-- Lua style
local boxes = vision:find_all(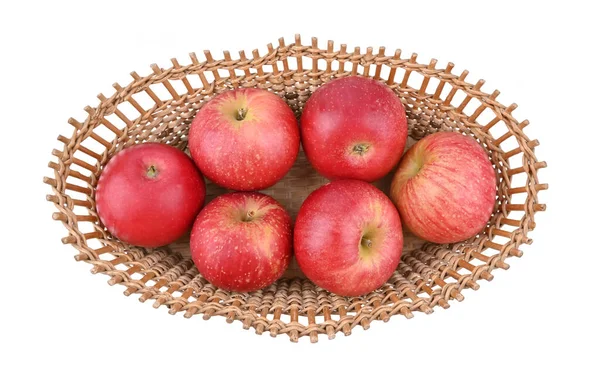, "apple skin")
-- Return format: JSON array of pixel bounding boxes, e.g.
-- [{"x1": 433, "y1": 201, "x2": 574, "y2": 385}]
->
[
  {"x1": 300, "y1": 76, "x2": 408, "y2": 182},
  {"x1": 294, "y1": 180, "x2": 403, "y2": 297},
  {"x1": 95, "y1": 143, "x2": 206, "y2": 248},
  {"x1": 190, "y1": 192, "x2": 292, "y2": 292},
  {"x1": 390, "y1": 132, "x2": 497, "y2": 244},
  {"x1": 188, "y1": 88, "x2": 300, "y2": 191}
]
